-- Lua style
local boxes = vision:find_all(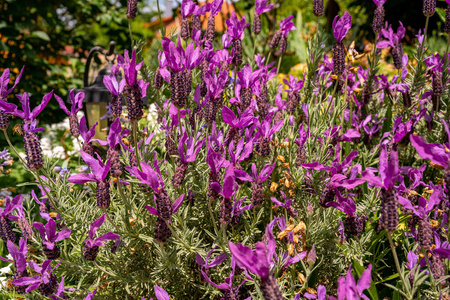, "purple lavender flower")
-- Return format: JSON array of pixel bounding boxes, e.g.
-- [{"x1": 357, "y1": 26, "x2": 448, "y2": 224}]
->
[
  {"x1": 303, "y1": 147, "x2": 364, "y2": 207},
  {"x1": 270, "y1": 16, "x2": 296, "y2": 54},
  {"x1": 0, "y1": 67, "x2": 24, "y2": 129},
  {"x1": 204, "y1": 70, "x2": 228, "y2": 123},
  {"x1": 0, "y1": 90, "x2": 53, "y2": 125},
  {"x1": 271, "y1": 191, "x2": 298, "y2": 218},
  {"x1": 409, "y1": 123, "x2": 450, "y2": 192},
  {"x1": 229, "y1": 234, "x2": 285, "y2": 299},
  {"x1": 361, "y1": 145, "x2": 400, "y2": 232},
  {"x1": 332, "y1": 11, "x2": 352, "y2": 75},
  {"x1": 328, "y1": 191, "x2": 366, "y2": 236},
  {"x1": 180, "y1": 0, "x2": 196, "y2": 40},
  {"x1": 398, "y1": 184, "x2": 442, "y2": 249},
  {"x1": 126, "y1": 160, "x2": 173, "y2": 220},
  {"x1": 14, "y1": 195, "x2": 34, "y2": 238},
  {"x1": 231, "y1": 196, "x2": 252, "y2": 226},
  {"x1": 372, "y1": 0, "x2": 386, "y2": 33},
  {"x1": 377, "y1": 22, "x2": 406, "y2": 69},
  {"x1": 118, "y1": 49, "x2": 149, "y2": 121},
  {"x1": 33, "y1": 214, "x2": 71, "y2": 260},
  {"x1": 236, "y1": 162, "x2": 275, "y2": 206},
  {"x1": 0, "y1": 238, "x2": 28, "y2": 294},
  {"x1": 162, "y1": 38, "x2": 204, "y2": 108},
  {"x1": 172, "y1": 132, "x2": 204, "y2": 187},
  {"x1": 84, "y1": 214, "x2": 120, "y2": 261},
  {"x1": 224, "y1": 12, "x2": 250, "y2": 66},
  {"x1": 54, "y1": 89, "x2": 84, "y2": 138},
  {"x1": 222, "y1": 105, "x2": 254, "y2": 147},
  {"x1": 254, "y1": 113, "x2": 284, "y2": 157},
  {"x1": 12, "y1": 260, "x2": 59, "y2": 296},
  {"x1": 336, "y1": 264, "x2": 372, "y2": 299},
  {"x1": 211, "y1": 164, "x2": 238, "y2": 224},
  {"x1": 295, "y1": 124, "x2": 308, "y2": 166},
  {"x1": 103, "y1": 72, "x2": 126, "y2": 118},
  {"x1": 95, "y1": 118, "x2": 130, "y2": 178},
  {"x1": 283, "y1": 75, "x2": 304, "y2": 114},
  {"x1": 0, "y1": 194, "x2": 22, "y2": 242},
  {"x1": 79, "y1": 116, "x2": 98, "y2": 156},
  {"x1": 230, "y1": 64, "x2": 260, "y2": 110},
  {"x1": 253, "y1": 0, "x2": 274, "y2": 34},
  {"x1": 145, "y1": 194, "x2": 184, "y2": 243},
  {"x1": 68, "y1": 151, "x2": 112, "y2": 209},
  {"x1": 205, "y1": 0, "x2": 223, "y2": 43}
]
